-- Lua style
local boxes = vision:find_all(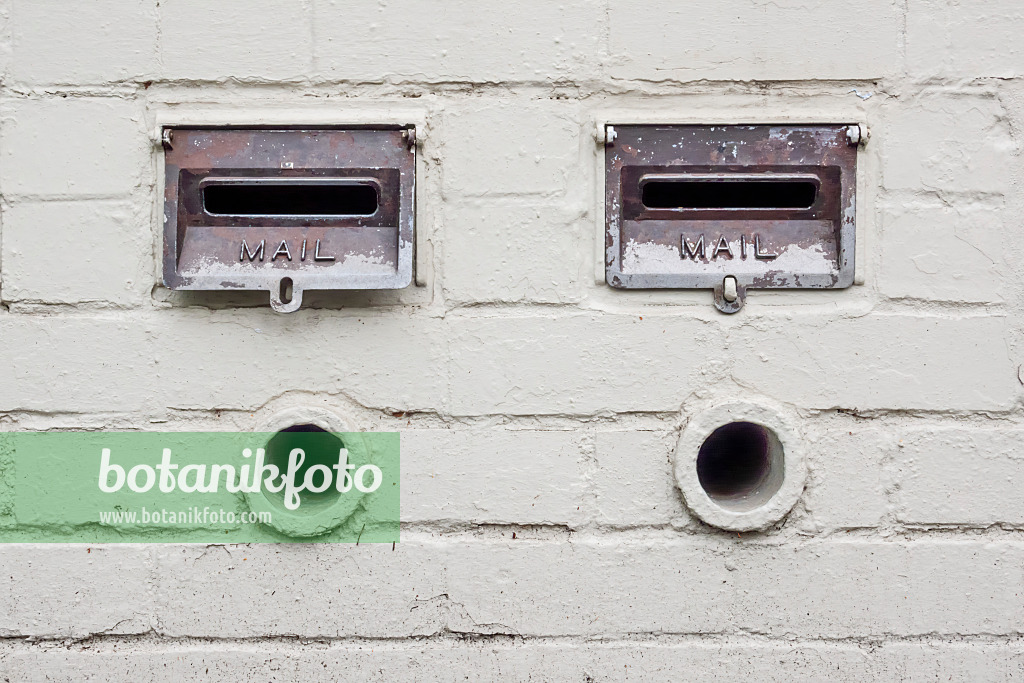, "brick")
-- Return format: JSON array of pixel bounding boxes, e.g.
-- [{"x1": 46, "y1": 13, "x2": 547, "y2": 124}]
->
[
  {"x1": 401, "y1": 429, "x2": 586, "y2": 525},
  {"x1": 907, "y1": 0, "x2": 1024, "y2": 78},
  {"x1": 883, "y1": 642, "x2": 1024, "y2": 682},
  {"x1": 0, "y1": 0, "x2": 11, "y2": 81},
  {"x1": 159, "y1": 0, "x2": 311, "y2": 81},
  {"x1": 802, "y1": 425, "x2": 889, "y2": 530},
  {"x1": 589, "y1": 430, "x2": 681, "y2": 526},
  {"x1": 0, "y1": 645, "x2": 863, "y2": 682},
  {"x1": 0, "y1": 545, "x2": 151, "y2": 637},
  {"x1": 0, "y1": 644, "x2": 891, "y2": 682},
  {"x1": 0, "y1": 317, "x2": 153, "y2": 413},
  {"x1": 897, "y1": 542, "x2": 1024, "y2": 634},
  {"x1": 153, "y1": 543, "x2": 445, "y2": 638},
  {"x1": 894, "y1": 428, "x2": 1024, "y2": 525},
  {"x1": 441, "y1": 199, "x2": 583, "y2": 304},
  {"x1": 1, "y1": 200, "x2": 151, "y2": 305},
  {"x1": 152, "y1": 539, "x2": 1024, "y2": 638},
  {"x1": 607, "y1": 0, "x2": 900, "y2": 82},
  {"x1": 447, "y1": 313, "x2": 712, "y2": 415},
  {"x1": 11, "y1": 311, "x2": 1015, "y2": 418},
  {"x1": 10, "y1": 0, "x2": 157, "y2": 84},
  {"x1": 11, "y1": 641, "x2": 1024, "y2": 682},
  {"x1": 0, "y1": 313, "x2": 447, "y2": 413},
  {"x1": 730, "y1": 314, "x2": 1019, "y2": 412},
  {"x1": 880, "y1": 94, "x2": 1015, "y2": 195},
  {"x1": 449, "y1": 313, "x2": 1019, "y2": 415},
  {"x1": 0, "y1": 98, "x2": 150, "y2": 199},
  {"x1": 312, "y1": 0, "x2": 600, "y2": 83},
  {"x1": 879, "y1": 203, "x2": 1008, "y2": 303},
  {"x1": 148, "y1": 312, "x2": 448, "y2": 413},
  {"x1": 440, "y1": 99, "x2": 581, "y2": 198}
]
